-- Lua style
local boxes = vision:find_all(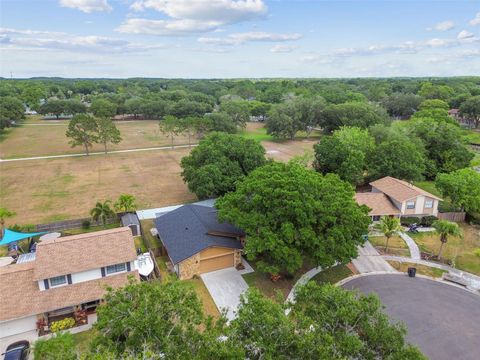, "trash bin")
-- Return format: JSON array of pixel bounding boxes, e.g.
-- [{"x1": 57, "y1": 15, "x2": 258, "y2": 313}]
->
[{"x1": 408, "y1": 267, "x2": 416, "y2": 278}]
